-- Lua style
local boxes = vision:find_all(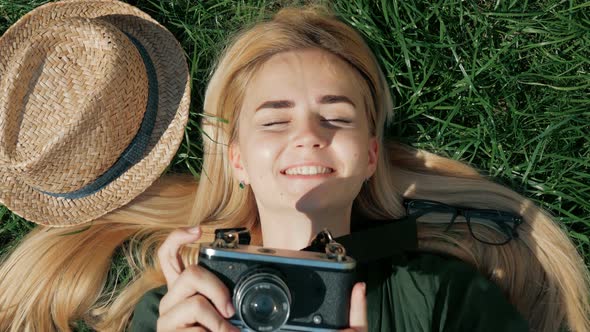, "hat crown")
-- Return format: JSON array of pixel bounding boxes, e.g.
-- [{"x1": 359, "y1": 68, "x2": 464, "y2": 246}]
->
[{"x1": 0, "y1": 17, "x2": 148, "y2": 193}]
